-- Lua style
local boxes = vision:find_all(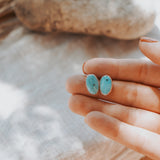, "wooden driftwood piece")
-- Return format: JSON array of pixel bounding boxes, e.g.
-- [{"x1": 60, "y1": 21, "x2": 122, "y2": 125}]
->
[
  {"x1": 0, "y1": 0, "x2": 20, "y2": 40},
  {"x1": 0, "y1": 0, "x2": 157, "y2": 40},
  {"x1": 0, "y1": 0, "x2": 14, "y2": 18},
  {"x1": 13, "y1": 0, "x2": 156, "y2": 40}
]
